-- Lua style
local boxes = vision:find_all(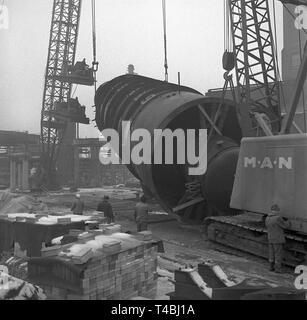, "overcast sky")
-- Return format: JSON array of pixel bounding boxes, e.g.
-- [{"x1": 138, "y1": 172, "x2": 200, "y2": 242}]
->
[{"x1": 0, "y1": 0, "x2": 284, "y2": 138}]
